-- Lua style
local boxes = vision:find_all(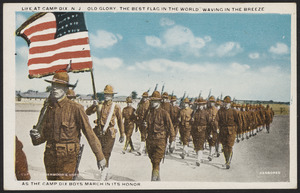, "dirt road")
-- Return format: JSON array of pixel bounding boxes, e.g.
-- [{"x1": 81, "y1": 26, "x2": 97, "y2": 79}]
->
[{"x1": 15, "y1": 102, "x2": 290, "y2": 182}]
